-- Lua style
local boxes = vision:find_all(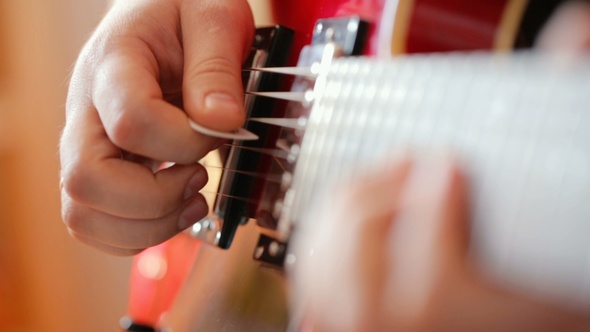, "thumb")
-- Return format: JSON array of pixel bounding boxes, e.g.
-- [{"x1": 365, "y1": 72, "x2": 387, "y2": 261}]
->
[{"x1": 180, "y1": 0, "x2": 254, "y2": 132}]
